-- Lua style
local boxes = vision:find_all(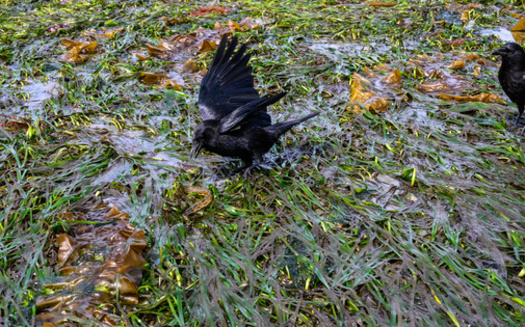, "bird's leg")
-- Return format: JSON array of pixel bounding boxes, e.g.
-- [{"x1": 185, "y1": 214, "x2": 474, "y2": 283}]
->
[
  {"x1": 242, "y1": 154, "x2": 263, "y2": 179},
  {"x1": 228, "y1": 158, "x2": 253, "y2": 177},
  {"x1": 516, "y1": 104, "x2": 524, "y2": 127}
]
